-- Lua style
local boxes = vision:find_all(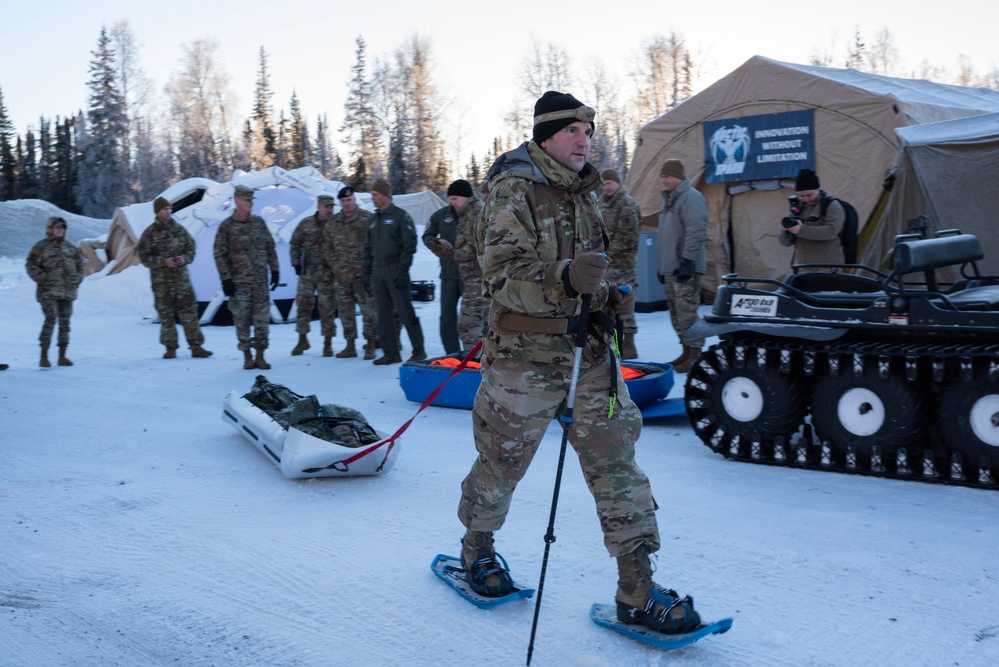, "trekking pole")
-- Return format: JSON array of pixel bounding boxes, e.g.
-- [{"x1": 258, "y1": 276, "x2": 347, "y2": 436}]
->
[{"x1": 526, "y1": 293, "x2": 591, "y2": 666}]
